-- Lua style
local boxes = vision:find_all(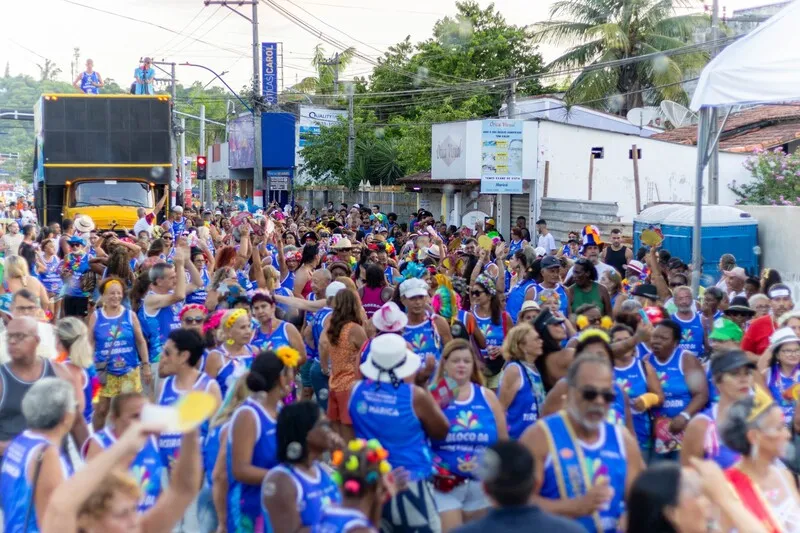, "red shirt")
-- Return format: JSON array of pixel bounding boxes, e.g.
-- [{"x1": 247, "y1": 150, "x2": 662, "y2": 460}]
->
[{"x1": 740, "y1": 314, "x2": 777, "y2": 355}]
